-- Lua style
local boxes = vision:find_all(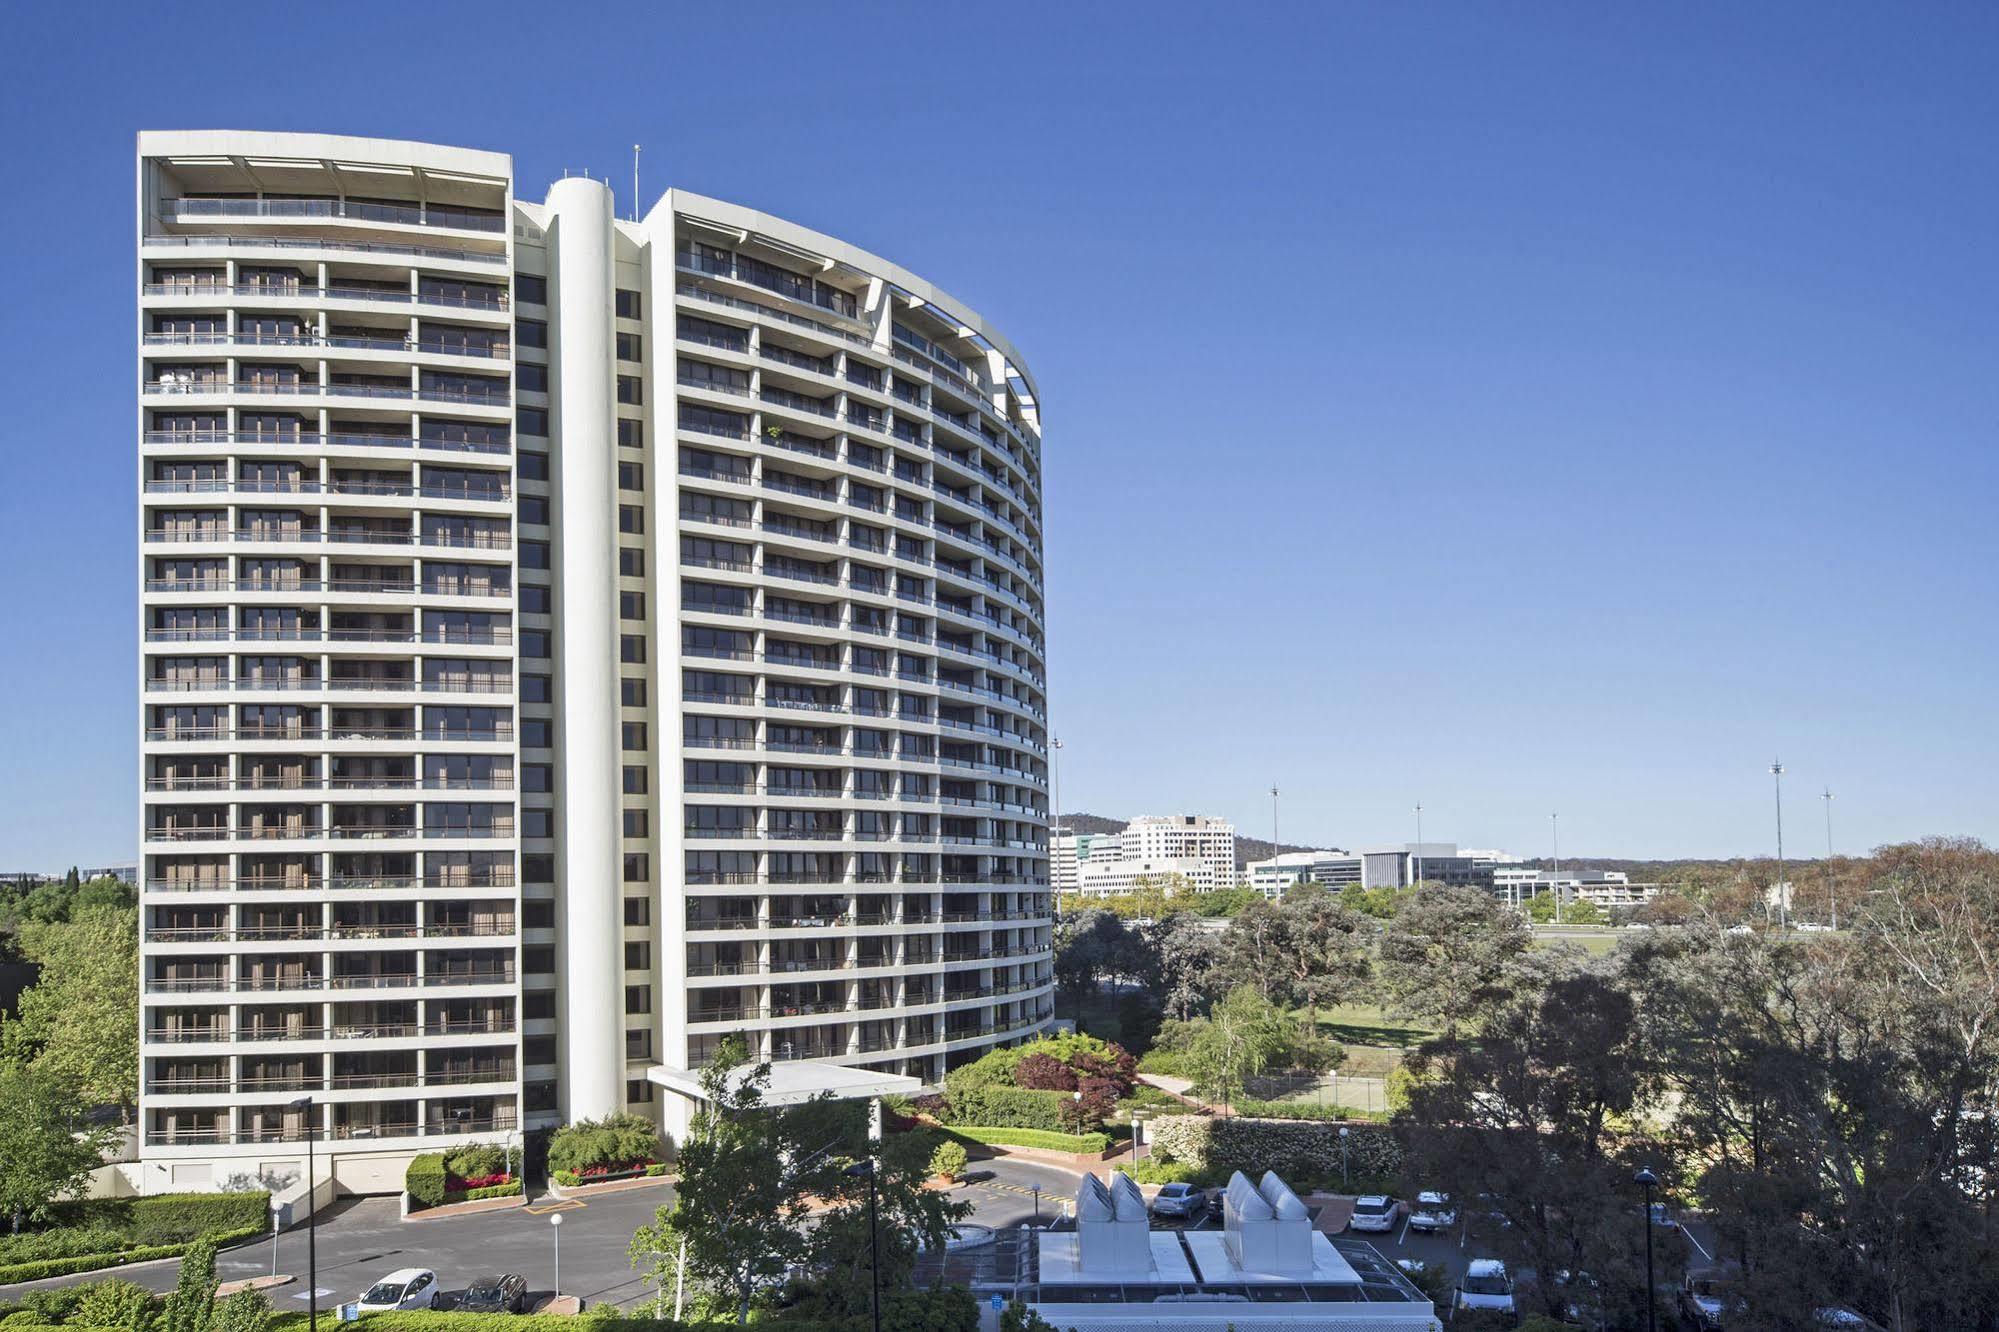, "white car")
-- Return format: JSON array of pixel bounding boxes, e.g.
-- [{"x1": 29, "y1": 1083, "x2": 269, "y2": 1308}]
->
[
  {"x1": 357, "y1": 1268, "x2": 440, "y2": 1312},
  {"x1": 1455, "y1": 1258, "x2": 1516, "y2": 1318},
  {"x1": 1407, "y1": 1191, "x2": 1456, "y2": 1233},
  {"x1": 1347, "y1": 1195, "x2": 1398, "y2": 1233}
]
